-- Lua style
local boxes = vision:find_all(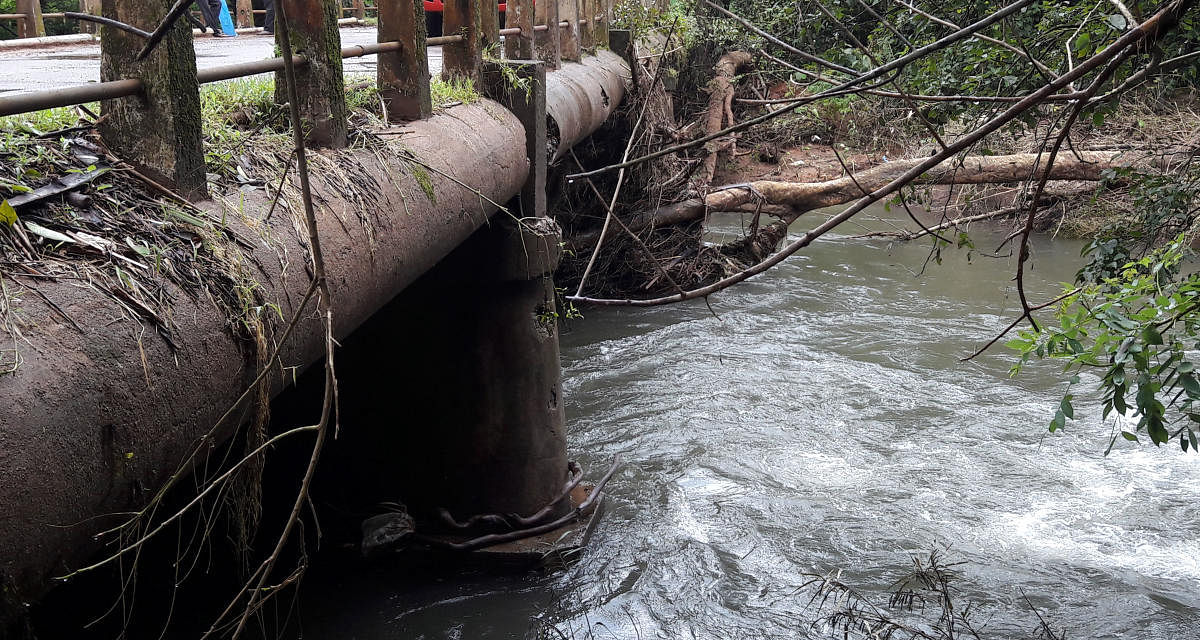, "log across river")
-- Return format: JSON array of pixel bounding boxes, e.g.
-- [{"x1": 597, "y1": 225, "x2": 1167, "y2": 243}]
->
[{"x1": 295, "y1": 204, "x2": 1200, "y2": 638}]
